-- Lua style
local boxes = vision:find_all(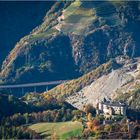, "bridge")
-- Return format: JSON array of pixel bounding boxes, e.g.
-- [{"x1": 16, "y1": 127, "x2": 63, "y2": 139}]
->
[
  {"x1": 0, "y1": 80, "x2": 68, "y2": 95},
  {"x1": 0, "y1": 80, "x2": 68, "y2": 89}
]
